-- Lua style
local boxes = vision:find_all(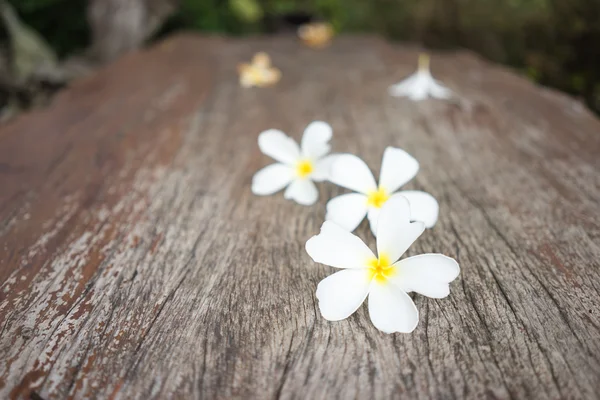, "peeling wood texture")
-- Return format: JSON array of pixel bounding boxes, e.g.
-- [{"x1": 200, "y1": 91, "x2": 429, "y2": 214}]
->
[{"x1": 1, "y1": 34, "x2": 600, "y2": 399}]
